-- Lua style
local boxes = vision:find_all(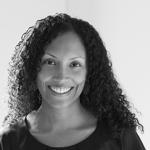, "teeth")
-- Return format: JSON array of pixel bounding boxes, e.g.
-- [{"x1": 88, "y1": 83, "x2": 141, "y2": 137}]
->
[{"x1": 50, "y1": 86, "x2": 72, "y2": 94}]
